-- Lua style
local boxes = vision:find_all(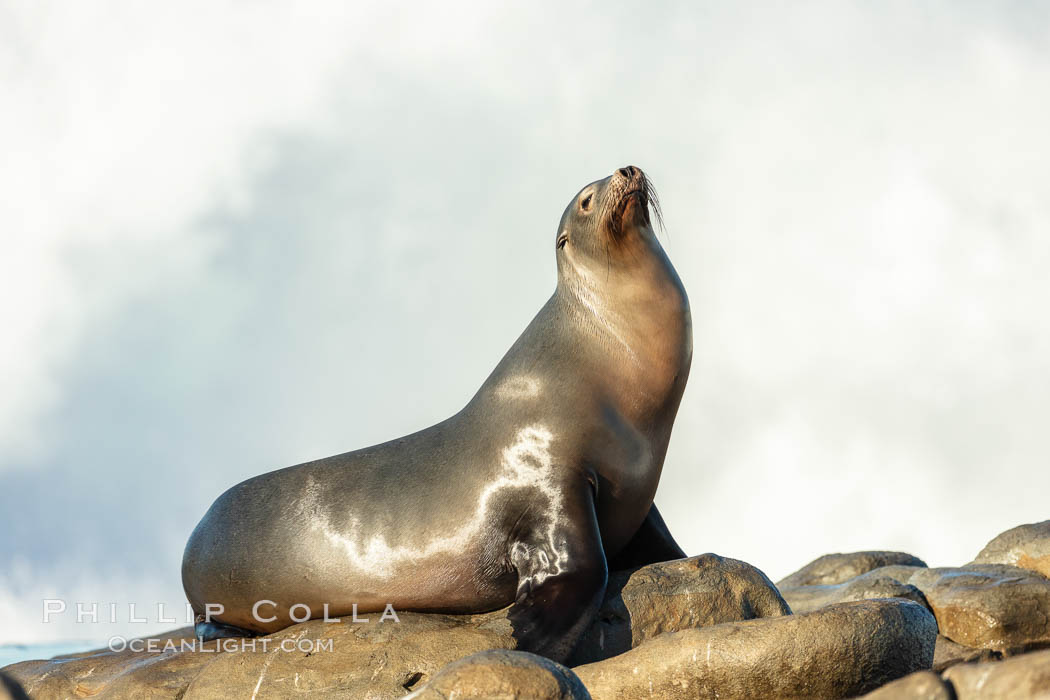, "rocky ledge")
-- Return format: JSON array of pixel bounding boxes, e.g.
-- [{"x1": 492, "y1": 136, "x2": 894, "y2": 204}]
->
[{"x1": 3, "y1": 522, "x2": 1050, "y2": 699}]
